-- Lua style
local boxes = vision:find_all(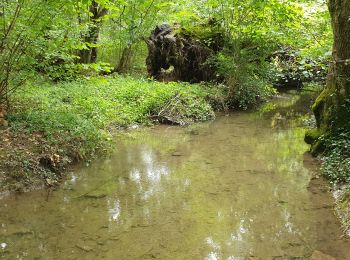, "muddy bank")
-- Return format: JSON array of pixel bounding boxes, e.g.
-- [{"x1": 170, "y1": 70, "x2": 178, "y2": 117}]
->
[{"x1": 0, "y1": 128, "x2": 73, "y2": 195}]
